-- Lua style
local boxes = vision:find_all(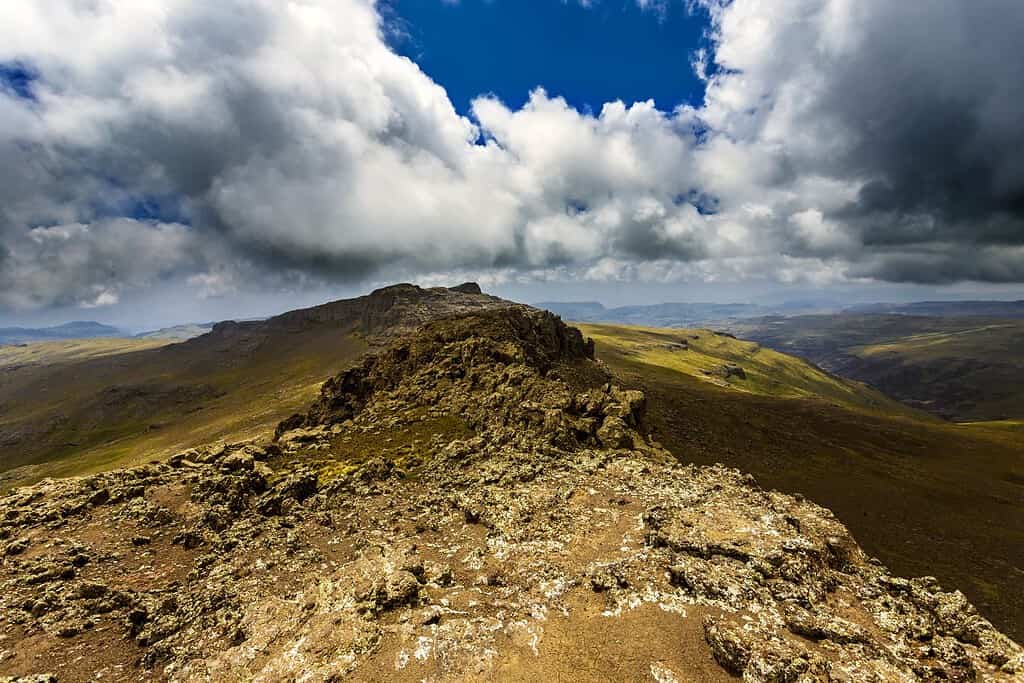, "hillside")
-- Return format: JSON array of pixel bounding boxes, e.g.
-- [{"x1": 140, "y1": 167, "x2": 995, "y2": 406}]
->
[
  {"x1": 0, "y1": 322, "x2": 123, "y2": 345},
  {"x1": 576, "y1": 323, "x2": 919, "y2": 417},
  {"x1": 134, "y1": 323, "x2": 215, "y2": 341},
  {"x1": 846, "y1": 300, "x2": 1024, "y2": 317},
  {"x1": 0, "y1": 304, "x2": 1020, "y2": 681},
  {"x1": 538, "y1": 301, "x2": 766, "y2": 327},
  {"x1": 732, "y1": 315, "x2": 1024, "y2": 421},
  {"x1": 0, "y1": 283, "x2": 504, "y2": 489},
  {"x1": 586, "y1": 326, "x2": 1024, "y2": 642}
]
